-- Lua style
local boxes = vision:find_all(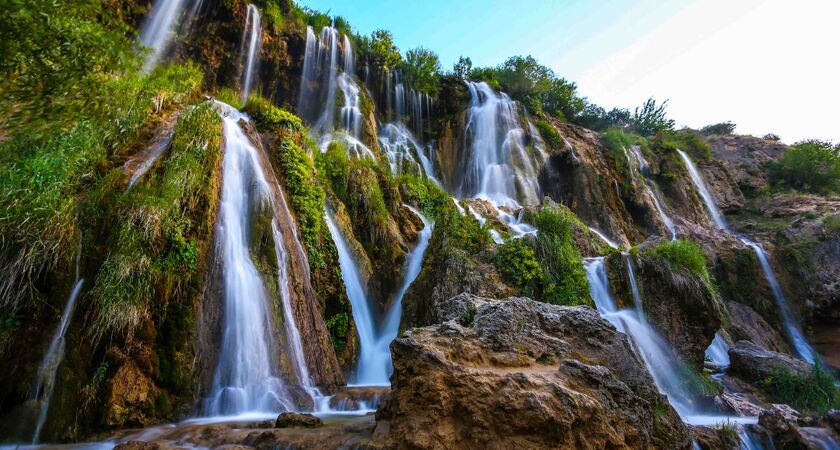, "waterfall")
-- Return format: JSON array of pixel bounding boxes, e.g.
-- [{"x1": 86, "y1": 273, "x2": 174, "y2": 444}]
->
[
  {"x1": 376, "y1": 206, "x2": 433, "y2": 380},
  {"x1": 677, "y1": 149, "x2": 728, "y2": 230},
  {"x1": 30, "y1": 279, "x2": 84, "y2": 443},
  {"x1": 628, "y1": 145, "x2": 676, "y2": 240},
  {"x1": 678, "y1": 149, "x2": 816, "y2": 363},
  {"x1": 705, "y1": 332, "x2": 731, "y2": 368},
  {"x1": 740, "y1": 239, "x2": 816, "y2": 363},
  {"x1": 326, "y1": 205, "x2": 432, "y2": 386},
  {"x1": 378, "y1": 123, "x2": 438, "y2": 182},
  {"x1": 583, "y1": 257, "x2": 756, "y2": 426},
  {"x1": 240, "y1": 4, "x2": 262, "y2": 103},
  {"x1": 138, "y1": 0, "x2": 192, "y2": 71},
  {"x1": 324, "y1": 209, "x2": 380, "y2": 385},
  {"x1": 29, "y1": 230, "x2": 84, "y2": 443},
  {"x1": 461, "y1": 82, "x2": 542, "y2": 207},
  {"x1": 205, "y1": 102, "x2": 295, "y2": 415}
]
